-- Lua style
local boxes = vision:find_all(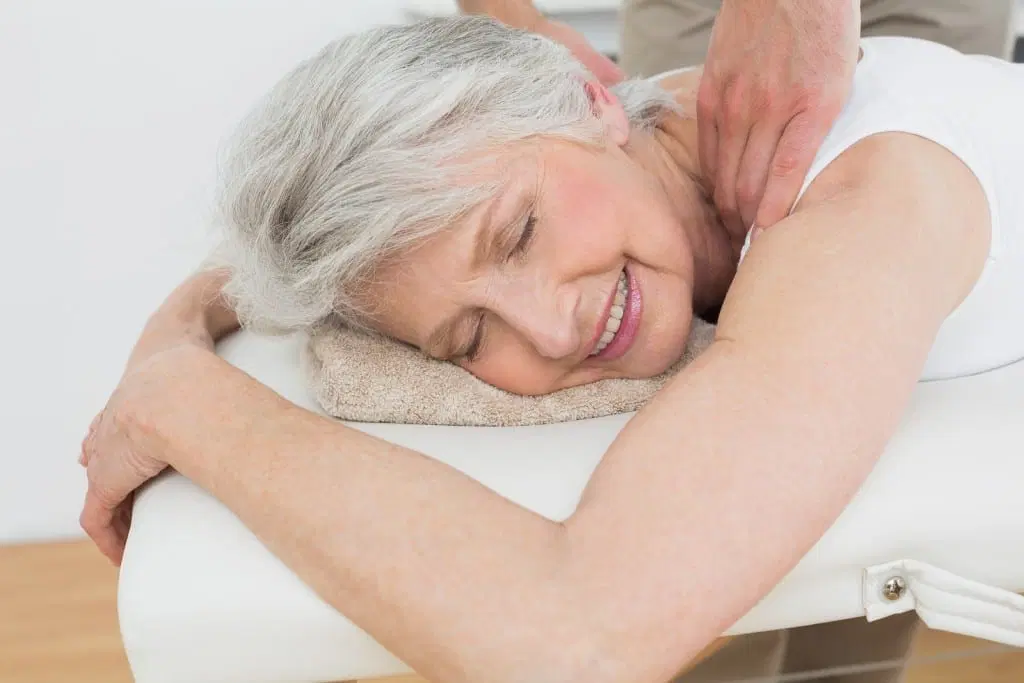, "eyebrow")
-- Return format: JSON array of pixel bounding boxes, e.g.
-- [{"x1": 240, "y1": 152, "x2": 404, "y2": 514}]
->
[{"x1": 471, "y1": 194, "x2": 510, "y2": 270}]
